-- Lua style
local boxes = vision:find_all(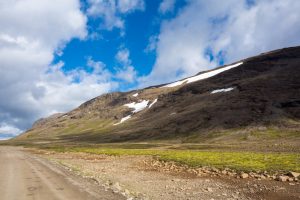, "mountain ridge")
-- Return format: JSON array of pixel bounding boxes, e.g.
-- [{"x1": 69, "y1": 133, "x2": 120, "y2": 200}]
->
[{"x1": 15, "y1": 46, "x2": 300, "y2": 144}]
